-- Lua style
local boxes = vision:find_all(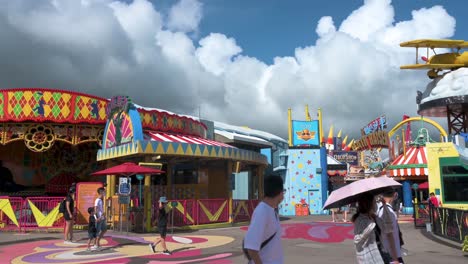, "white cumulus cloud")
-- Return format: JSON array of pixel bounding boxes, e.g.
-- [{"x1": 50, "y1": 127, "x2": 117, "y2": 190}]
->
[{"x1": 0, "y1": 0, "x2": 457, "y2": 140}]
